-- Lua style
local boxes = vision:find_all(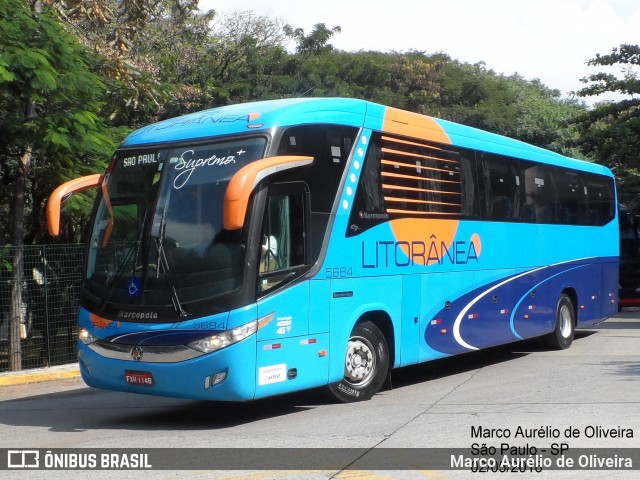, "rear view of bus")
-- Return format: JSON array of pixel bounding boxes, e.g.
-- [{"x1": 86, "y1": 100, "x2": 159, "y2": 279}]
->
[{"x1": 47, "y1": 98, "x2": 619, "y2": 402}]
